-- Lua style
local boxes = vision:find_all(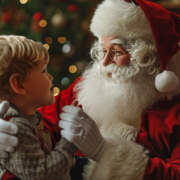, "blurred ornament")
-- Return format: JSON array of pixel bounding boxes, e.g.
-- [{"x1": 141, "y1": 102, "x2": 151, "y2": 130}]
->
[
  {"x1": 1, "y1": 12, "x2": 11, "y2": 23},
  {"x1": 51, "y1": 10, "x2": 66, "y2": 28},
  {"x1": 31, "y1": 12, "x2": 44, "y2": 32},
  {"x1": 1, "y1": 8, "x2": 11, "y2": 23},
  {"x1": 61, "y1": 77, "x2": 70, "y2": 87},
  {"x1": 62, "y1": 41, "x2": 75, "y2": 57},
  {"x1": 33, "y1": 12, "x2": 43, "y2": 21},
  {"x1": 67, "y1": 4, "x2": 77, "y2": 12}
]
